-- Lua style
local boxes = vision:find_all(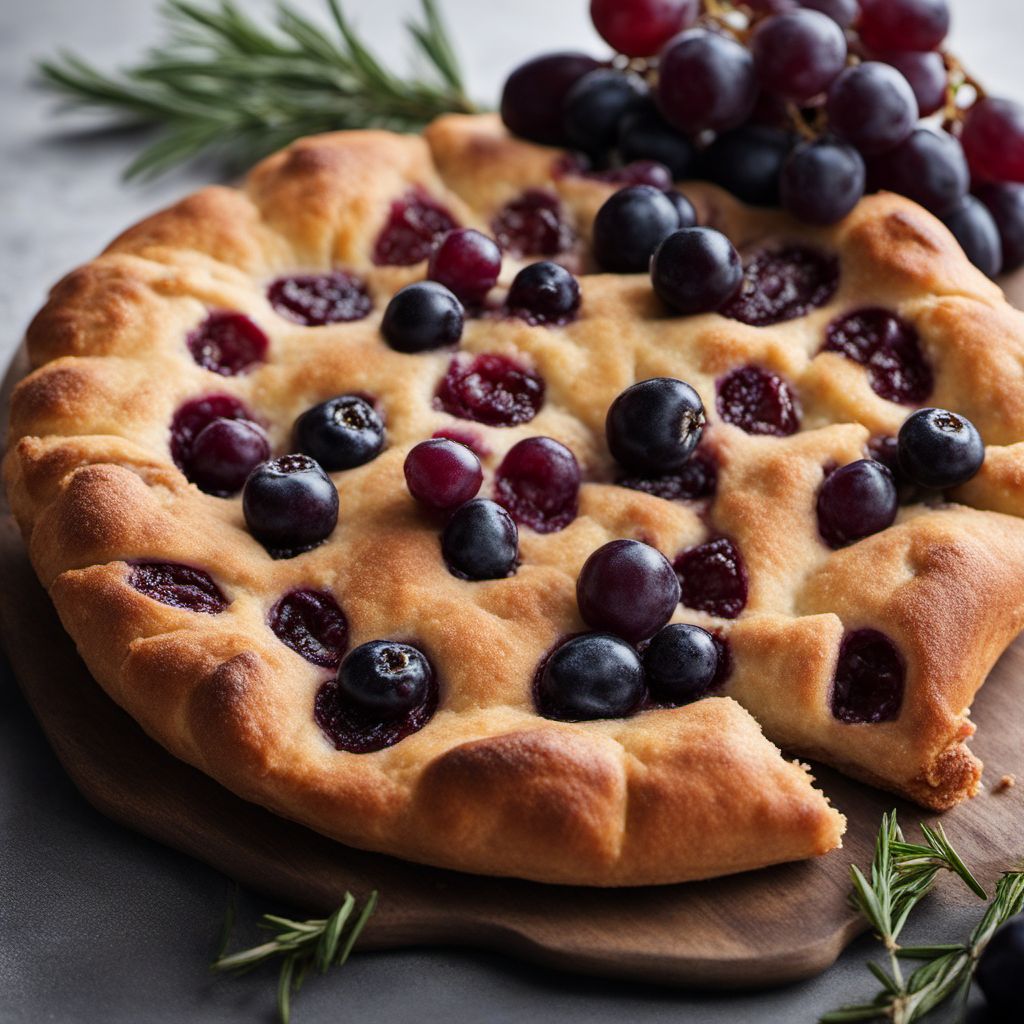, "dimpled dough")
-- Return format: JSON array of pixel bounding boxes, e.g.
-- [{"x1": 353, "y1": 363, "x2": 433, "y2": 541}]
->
[{"x1": 8, "y1": 112, "x2": 1024, "y2": 884}]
